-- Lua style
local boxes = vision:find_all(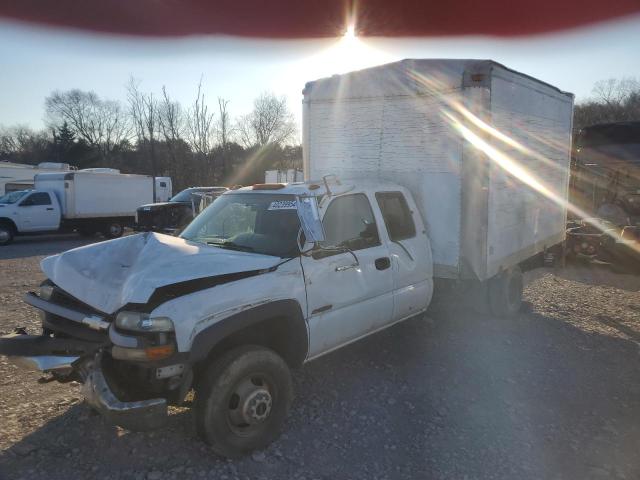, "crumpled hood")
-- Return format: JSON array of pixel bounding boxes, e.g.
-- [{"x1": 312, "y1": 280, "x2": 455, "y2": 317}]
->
[{"x1": 41, "y1": 233, "x2": 282, "y2": 314}]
